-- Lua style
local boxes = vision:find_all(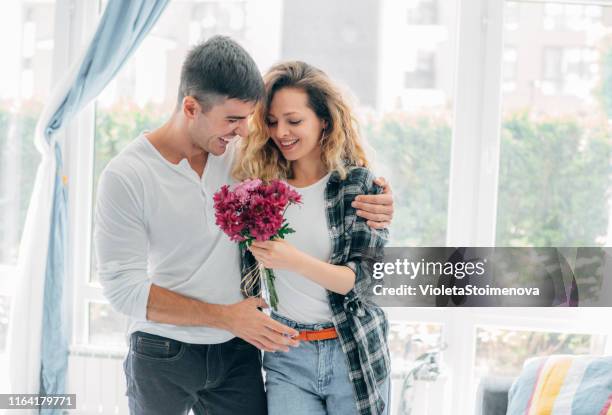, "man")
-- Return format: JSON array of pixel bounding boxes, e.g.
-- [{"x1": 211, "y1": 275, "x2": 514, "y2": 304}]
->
[{"x1": 94, "y1": 36, "x2": 393, "y2": 415}]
